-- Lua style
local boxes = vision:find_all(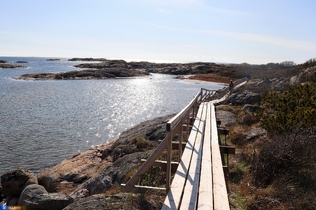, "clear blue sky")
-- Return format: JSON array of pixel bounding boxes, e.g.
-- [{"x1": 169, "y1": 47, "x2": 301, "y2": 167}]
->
[{"x1": 1, "y1": 0, "x2": 316, "y2": 64}]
